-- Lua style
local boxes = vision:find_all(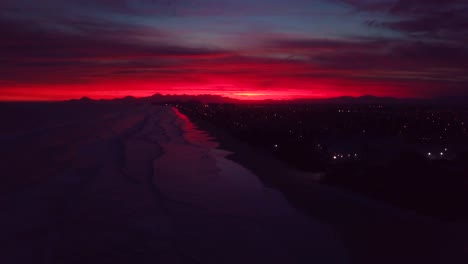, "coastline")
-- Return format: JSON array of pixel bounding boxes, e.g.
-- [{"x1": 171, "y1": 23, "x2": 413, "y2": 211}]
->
[{"x1": 180, "y1": 108, "x2": 468, "y2": 264}]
